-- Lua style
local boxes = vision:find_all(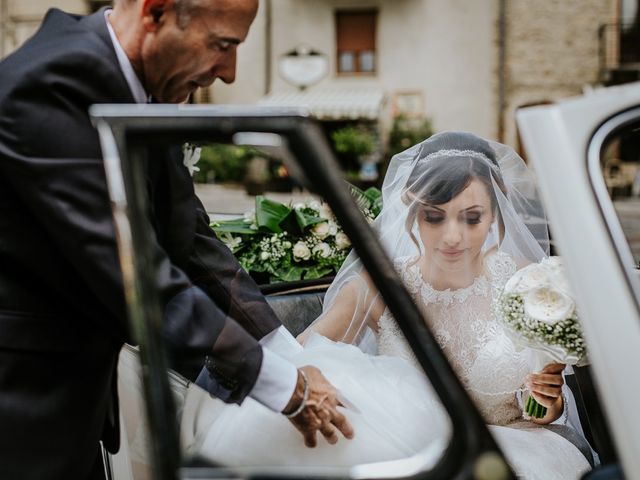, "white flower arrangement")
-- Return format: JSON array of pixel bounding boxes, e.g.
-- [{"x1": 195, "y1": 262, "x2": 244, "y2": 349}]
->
[
  {"x1": 498, "y1": 256, "x2": 588, "y2": 418},
  {"x1": 211, "y1": 187, "x2": 381, "y2": 283}
]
